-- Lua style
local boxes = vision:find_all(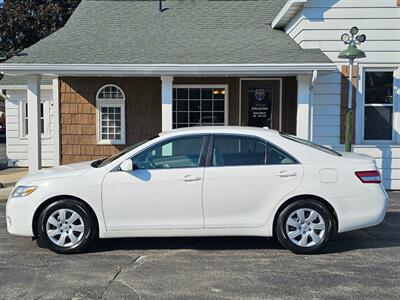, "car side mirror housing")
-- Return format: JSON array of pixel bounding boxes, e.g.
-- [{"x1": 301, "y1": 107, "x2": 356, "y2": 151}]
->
[{"x1": 120, "y1": 159, "x2": 133, "y2": 172}]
